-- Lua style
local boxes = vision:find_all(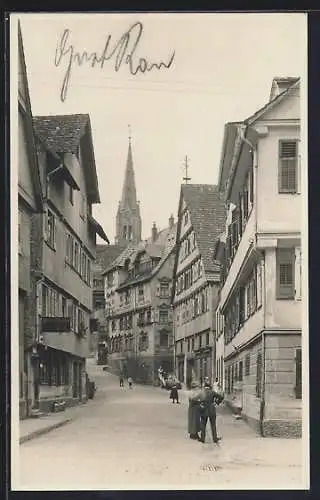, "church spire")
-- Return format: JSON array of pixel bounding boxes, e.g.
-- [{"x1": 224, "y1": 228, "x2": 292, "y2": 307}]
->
[
  {"x1": 121, "y1": 130, "x2": 137, "y2": 208},
  {"x1": 115, "y1": 126, "x2": 142, "y2": 246}
]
